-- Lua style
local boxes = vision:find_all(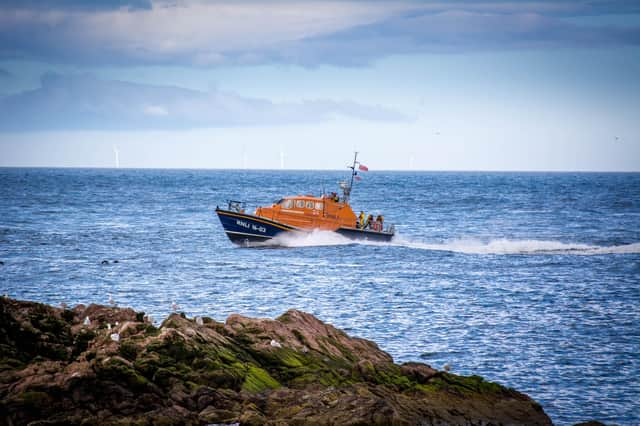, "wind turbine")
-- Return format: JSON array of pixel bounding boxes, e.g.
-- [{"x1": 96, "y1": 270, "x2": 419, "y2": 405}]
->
[{"x1": 113, "y1": 145, "x2": 120, "y2": 169}]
